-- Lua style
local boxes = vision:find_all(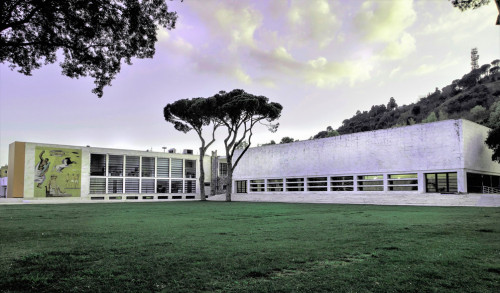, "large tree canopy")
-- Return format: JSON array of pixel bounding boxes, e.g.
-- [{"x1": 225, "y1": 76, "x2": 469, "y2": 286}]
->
[
  {"x1": 213, "y1": 89, "x2": 282, "y2": 202},
  {"x1": 164, "y1": 97, "x2": 219, "y2": 200},
  {"x1": 1, "y1": 0, "x2": 178, "y2": 97}
]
